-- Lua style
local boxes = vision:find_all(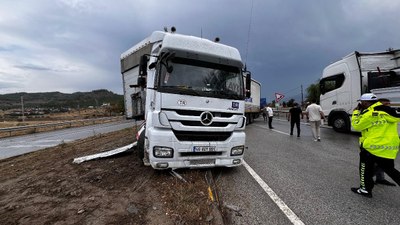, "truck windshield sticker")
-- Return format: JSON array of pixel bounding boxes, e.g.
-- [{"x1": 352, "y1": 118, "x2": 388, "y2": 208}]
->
[{"x1": 232, "y1": 102, "x2": 239, "y2": 109}]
